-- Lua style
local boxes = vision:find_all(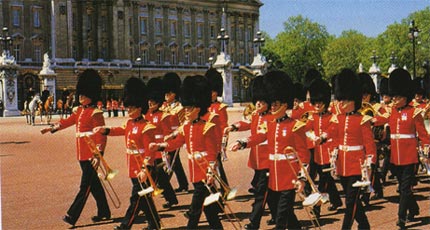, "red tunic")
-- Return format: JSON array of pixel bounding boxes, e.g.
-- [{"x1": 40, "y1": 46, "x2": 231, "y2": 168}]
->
[
  {"x1": 145, "y1": 110, "x2": 172, "y2": 159},
  {"x1": 58, "y1": 106, "x2": 107, "y2": 161},
  {"x1": 164, "y1": 119, "x2": 218, "y2": 183},
  {"x1": 108, "y1": 118, "x2": 157, "y2": 178},
  {"x1": 307, "y1": 112, "x2": 335, "y2": 165},
  {"x1": 233, "y1": 111, "x2": 271, "y2": 170},
  {"x1": 389, "y1": 106, "x2": 430, "y2": 165},
  {"x1": 328, "y1": 113, "x2": 377, "y2": 177},
  {"x1": 161, "y1": 101, "x2": 185, "y2": 131},
  {"x1": 245, "y1": 116, "x2": 308, "y2": 191}
]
